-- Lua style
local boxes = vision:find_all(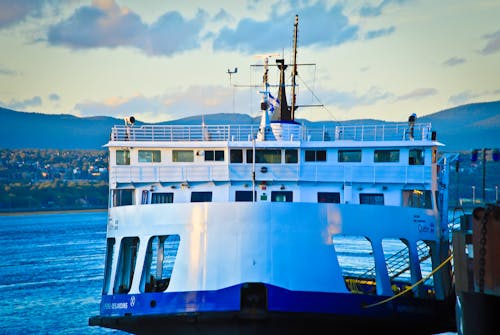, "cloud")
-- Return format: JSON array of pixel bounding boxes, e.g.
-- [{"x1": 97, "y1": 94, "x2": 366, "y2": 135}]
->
[
  {"x1": 48, "y1": 93, "x2": 60, "y2": 101},
  {"x1": 0, "y1": 65, "x2": 17, "y2": 76},
  {"x1": 364, "y1": 26, "x2": 395, "y2": 40},
  {"x1": 443, "y1": 57, "x2": 466, "y2": 66},
  {"x1": 320, "y1": 87, "x2": 392, "y2": 110},
  {"x1": 0, "y1": 0, "x2": 49, "y2": 29},
  {"x1": 397, "y1": 88, "x2": 438, "y2": 101},
  {"x1": 213, "y1": 2, "x2": 358, "y2": 53},
  {"x1": 74, "y1": 86, "x2": 236, "y2": 122},
  {"x1": 448, "y1": 90, "x2": 480, "y2": 105},
  {"x1": 479, "y1": 30, "x2": 500, "y2": 55},
  {"x1": 1, "y1": 96, "x2": 42, "y2": 111},
  {"x1": 47, "y1": 0, "x2": 207, "y2": 56},
  {"x1": 359, "y1": 0, "x2": 409, "y2": 17}
]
